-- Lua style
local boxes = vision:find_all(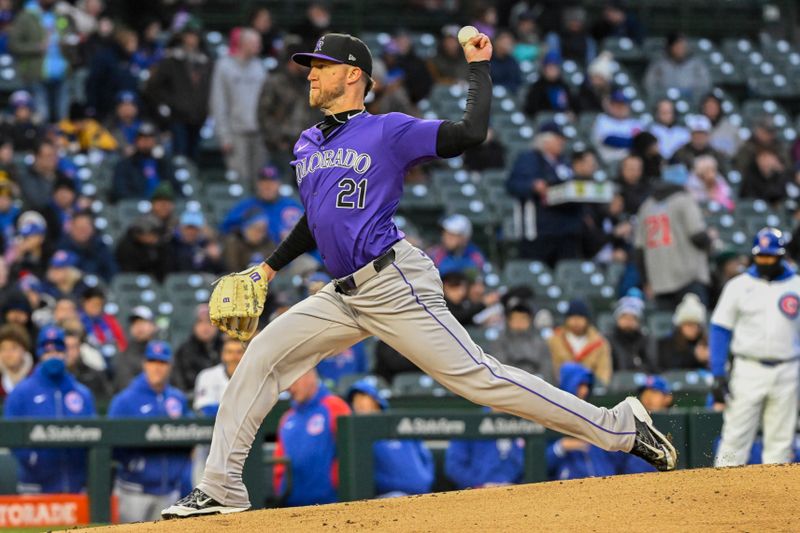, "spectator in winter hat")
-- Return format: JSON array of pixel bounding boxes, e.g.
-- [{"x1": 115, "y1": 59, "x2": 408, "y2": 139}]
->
[
  {"x1": 657, "y1": 293, "x2": 709, "y2": 371},
  {"x1": 4, "y1": 90, "x2": 44, "y2": 152},
  {"x1": 576, "y1": 51, "x2": 614, "y2": 112},
  {"x1": 548, "y1": 299, "x2": 612, "y2": 385},
  {"x1": 115, "y1": 214, "x2": 169, "y2": 281},
  {"x1": 606, "y1": 296, "x2": 654, "y2": 372},
  {"x1": 489, "y1": 293, "x2": 553, "y2": 382}
]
